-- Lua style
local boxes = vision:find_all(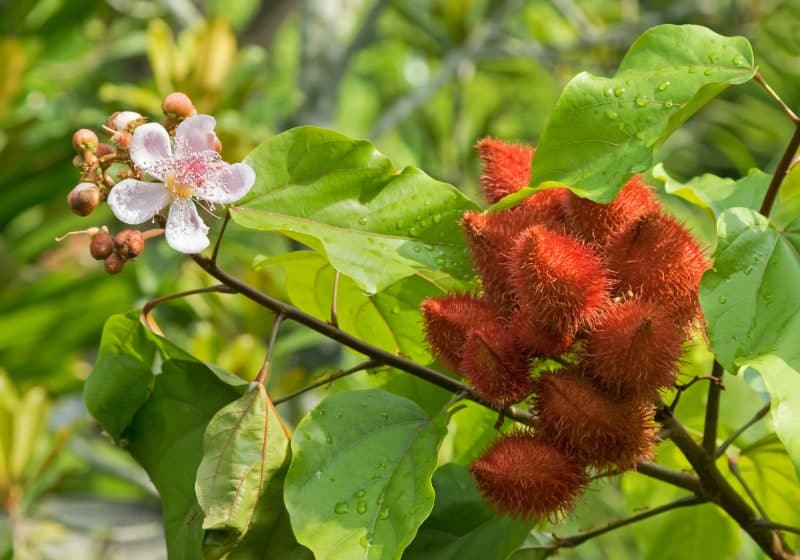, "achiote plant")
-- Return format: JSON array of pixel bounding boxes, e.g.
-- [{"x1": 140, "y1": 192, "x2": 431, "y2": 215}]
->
[{"x1": 49, "y1": 23, "x2": 800, "y2": 560}]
